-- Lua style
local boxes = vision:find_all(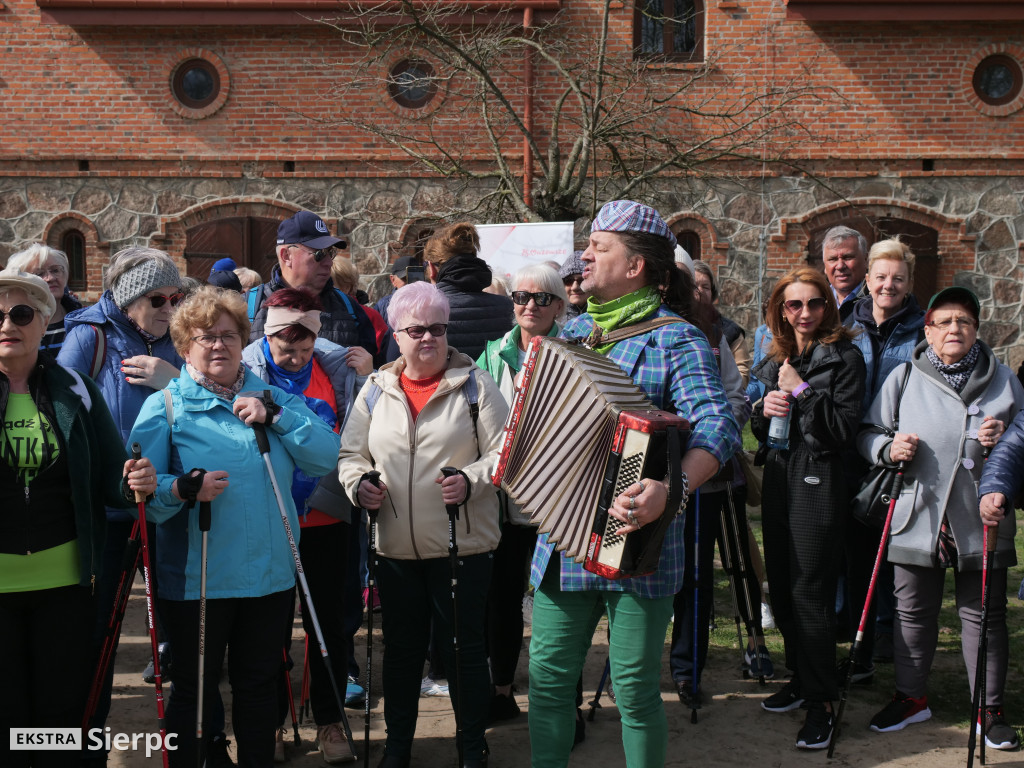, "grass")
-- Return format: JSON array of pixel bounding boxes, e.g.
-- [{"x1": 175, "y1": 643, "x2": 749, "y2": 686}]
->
[{"x1": 704, "y1": 426, "x2": 1024, "y2": 736}]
